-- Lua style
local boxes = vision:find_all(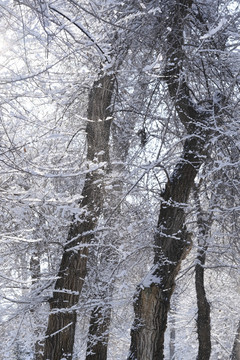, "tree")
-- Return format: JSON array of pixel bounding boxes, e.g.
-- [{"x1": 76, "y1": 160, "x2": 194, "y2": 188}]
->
[
  {"x1": 33, "y1": 2, "x2": 127, "y2": 359},
  {"x1": 128, "y1": 0, "x2": 240, "y2": 358}
]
